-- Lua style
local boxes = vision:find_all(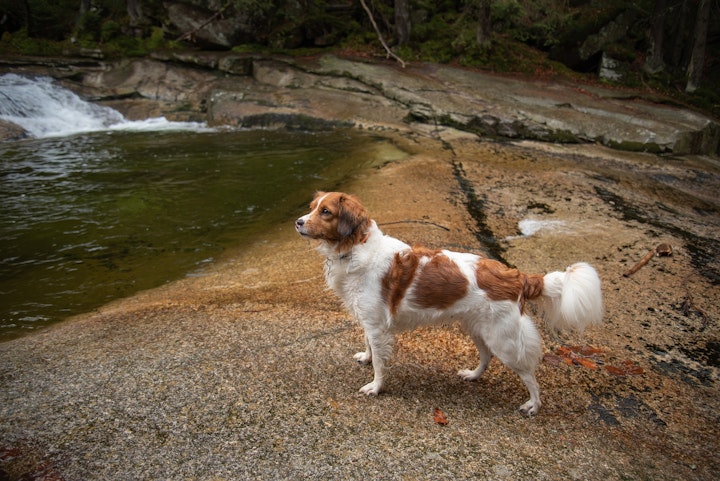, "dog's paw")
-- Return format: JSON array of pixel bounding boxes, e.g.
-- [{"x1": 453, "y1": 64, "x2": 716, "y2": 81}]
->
[
  {"x1": 458, "y1": 368, "x2": 483, "y2": 381},
  {"x1": 519, "y1": 400, "x2": 541, "y2": 416},
  {"x1": 358, "y1": 381, "x2": 381, "y2": 396},
  {"x1": 353, "y1": 351, "x2": 372, "y2": 364}
]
